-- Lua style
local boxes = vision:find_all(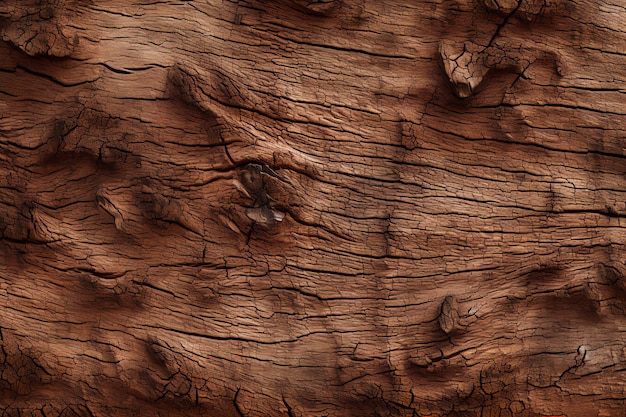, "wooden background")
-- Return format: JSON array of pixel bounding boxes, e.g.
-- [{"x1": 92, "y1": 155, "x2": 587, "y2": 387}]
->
[{"x1": 1, "y1": 0, "x2": 625, "y2": 416}]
